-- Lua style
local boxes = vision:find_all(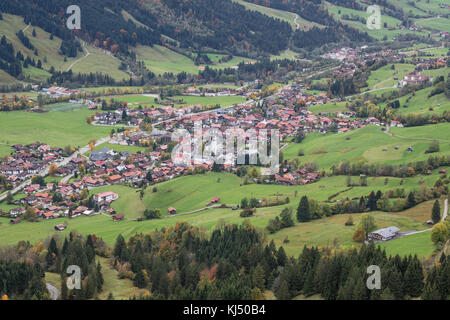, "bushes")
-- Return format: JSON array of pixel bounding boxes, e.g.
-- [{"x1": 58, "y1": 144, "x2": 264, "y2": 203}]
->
[
  {"x1": 425, "y1": 141, "x2": 440, "y2": 154},
  {"x1": 266, "y1": 207, "x2": 295, "y2": 234},
  {"x1": 345, "y1": 215, "x2": 354, "y2": 226},
  {"x1": 240, "y1": 207, "x2": 255, "y2": 218},
  {"x1": 352, "y1": 228, "x2": 366, "y2": 242}
]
